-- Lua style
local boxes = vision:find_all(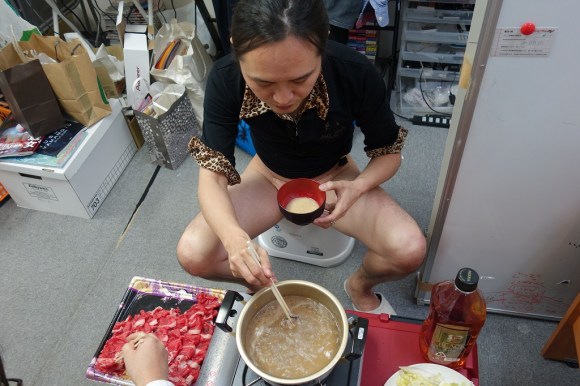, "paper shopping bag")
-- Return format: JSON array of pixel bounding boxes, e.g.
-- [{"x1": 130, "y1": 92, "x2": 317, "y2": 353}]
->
[
  {"x1": 134, "y1": 89, "x2": 200, "y2": 170},
  {"x1": 0, "y1": 43, "x2": 64, "y2": 137},
  {"x1": 92, "y1": 44, "x2": 125, "y2": 99},
  {"x1": 18, "y1": 34, "x2": 111, "y2": 127}
]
